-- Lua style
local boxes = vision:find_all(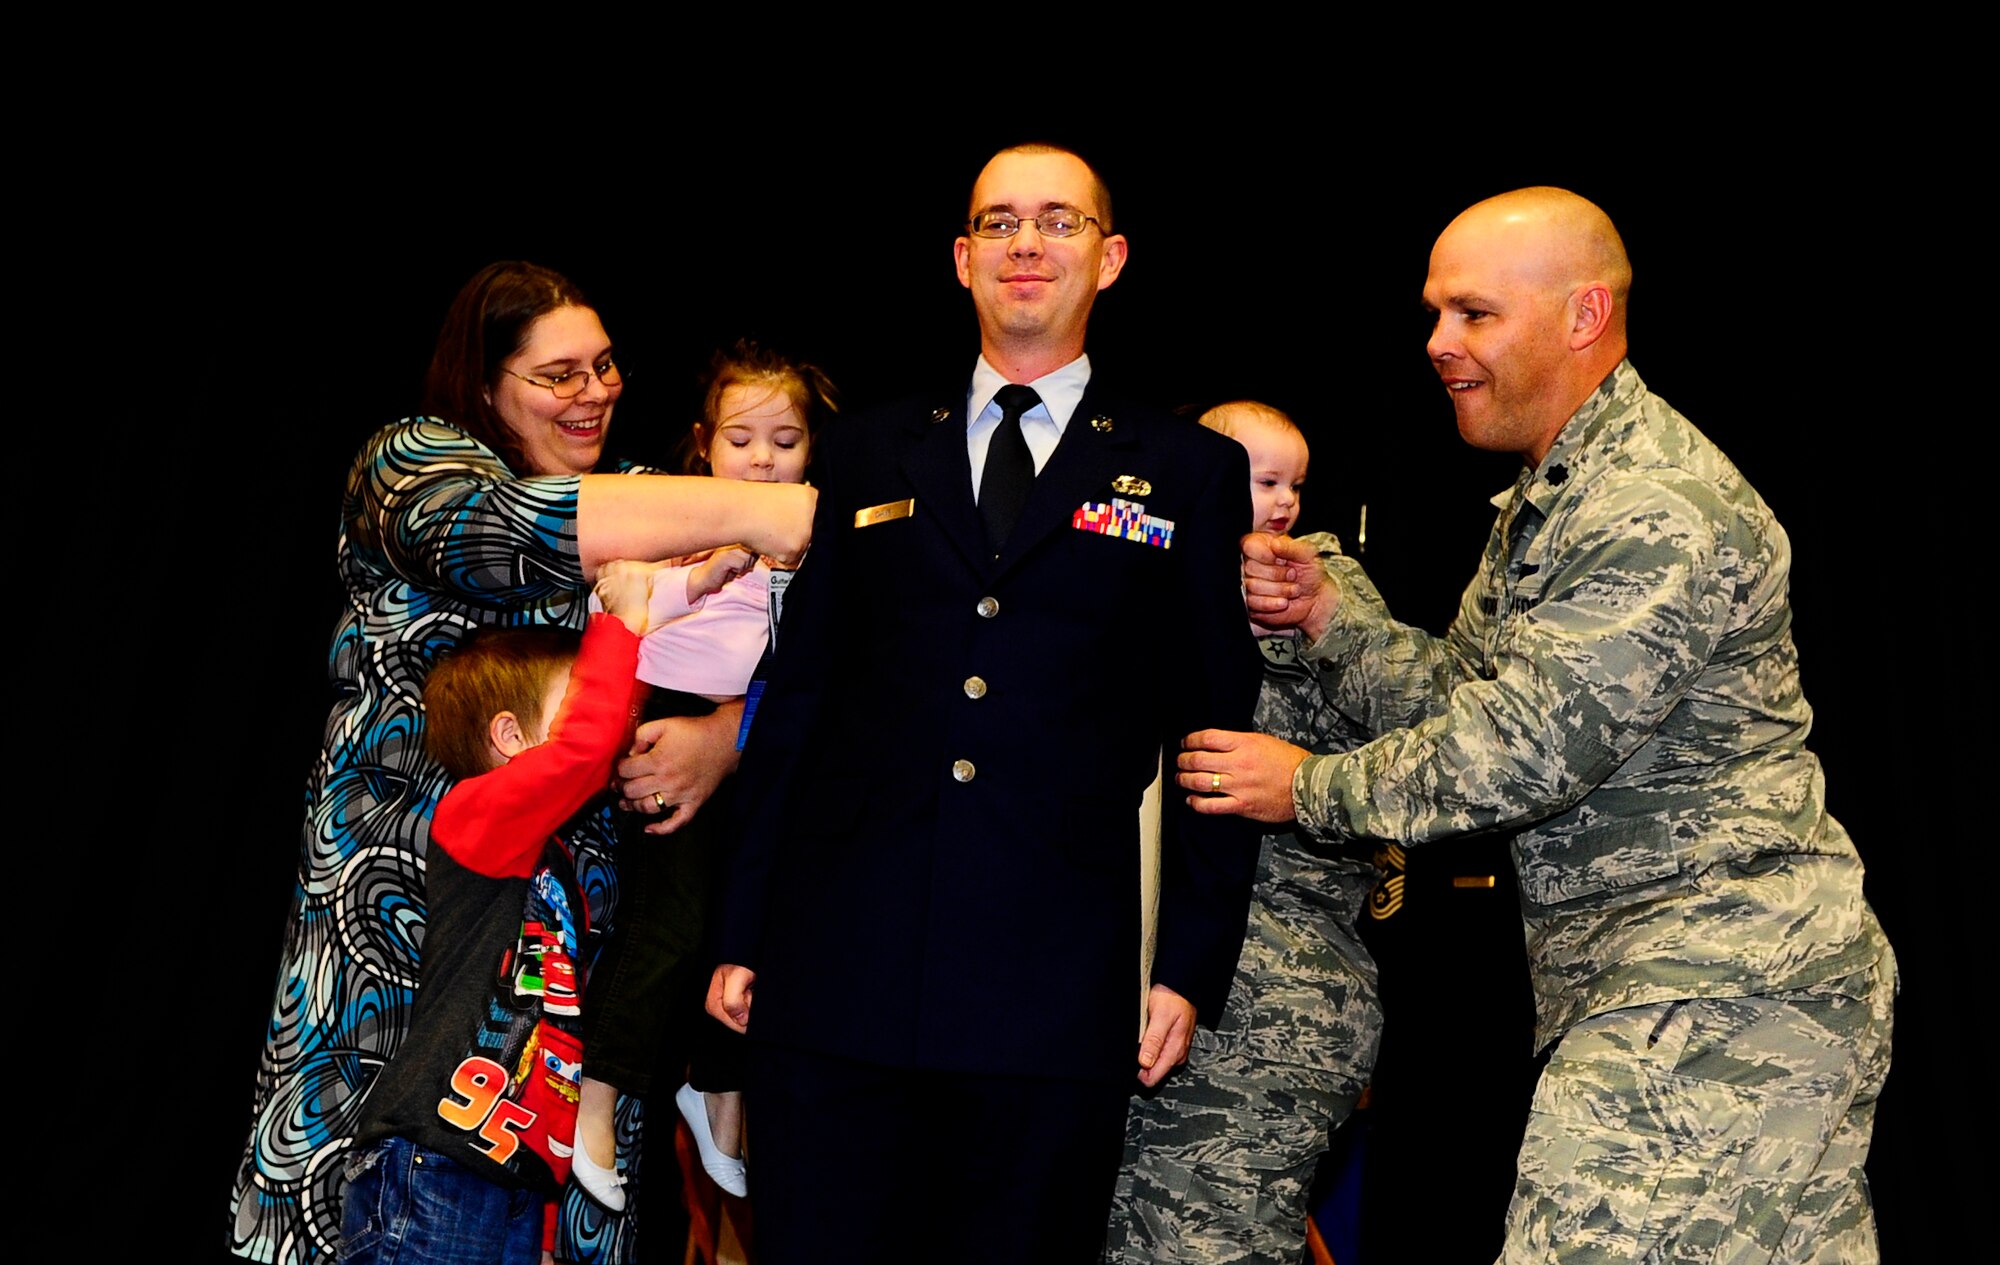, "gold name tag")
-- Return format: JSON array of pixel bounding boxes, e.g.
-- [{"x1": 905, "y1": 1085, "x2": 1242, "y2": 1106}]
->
[{"x1": 854, "y1": 498, "x2": 915, "y2": 528}]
